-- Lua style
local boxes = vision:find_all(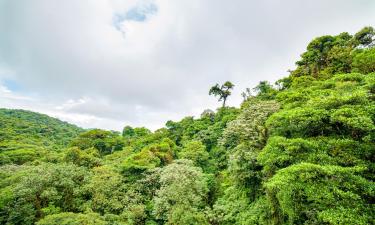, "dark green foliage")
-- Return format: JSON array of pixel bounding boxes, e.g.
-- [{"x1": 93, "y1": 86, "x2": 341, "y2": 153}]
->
[
  {"x1": 122, "y1": 125, "x2": 135, "y2": 138},
  {"x1": 209, "y1": 81, "x2": 235, "y2": 107},
  {"x1": 352, "y1": 26, "x2": 375, "y2": 47}
]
